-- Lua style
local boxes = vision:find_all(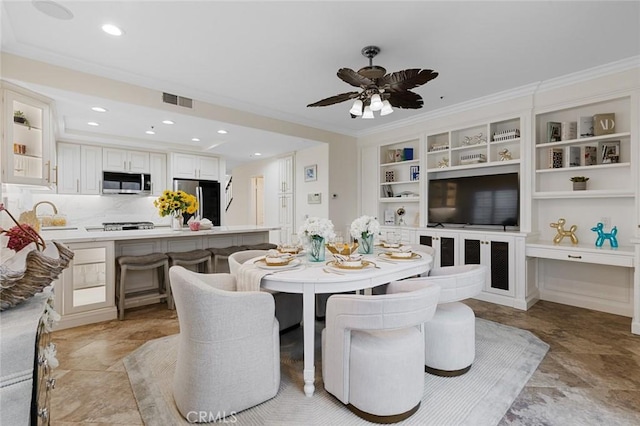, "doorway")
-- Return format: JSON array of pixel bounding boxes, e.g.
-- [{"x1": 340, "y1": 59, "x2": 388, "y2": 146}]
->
[{"x1": 250, "y1": 176, "x2": 265, "y2": 226}]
